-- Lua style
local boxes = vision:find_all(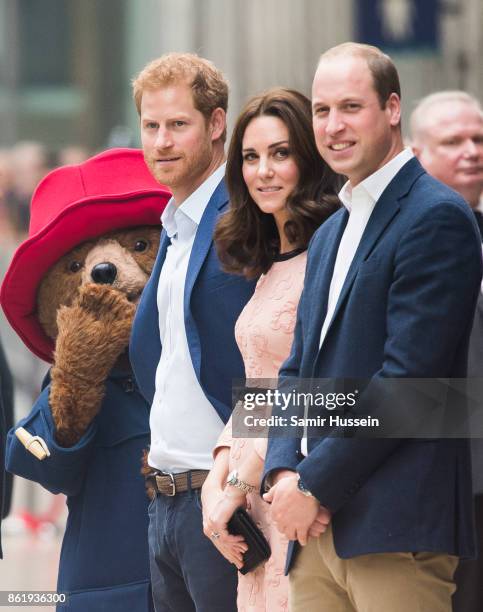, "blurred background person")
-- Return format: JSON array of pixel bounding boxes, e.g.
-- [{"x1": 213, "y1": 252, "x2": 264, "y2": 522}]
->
[
  {"x1": 56, "y1": 145, "x2": 90, "y2": 167},
  {"x1": 0, "y1": 149, "x2": 14, "y2": 246},
  {"x1": 0, "y1": 335, "x2": 14, "y2": 559},
  {"x1": 0, "y1": 140, "x2": 51, "y2": 434},
  {"x1": 0, "y1": 149, "x2": 12, "y2": 199},
  {"x1": 0, "y1": 141, "x2": 88, "y2": 576},
  {"x1": 0, "y1": 140, "x2": 51, "y2": 468},
  {"x1": 410, "y1": 90, "x2": 483, "y2": 612},
  {"x1": 4, "y1": 142, "x2": 50, "y2": 240},
  {"x1": 410, "y1": 91, "x2": 483, "y2": 232}
]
